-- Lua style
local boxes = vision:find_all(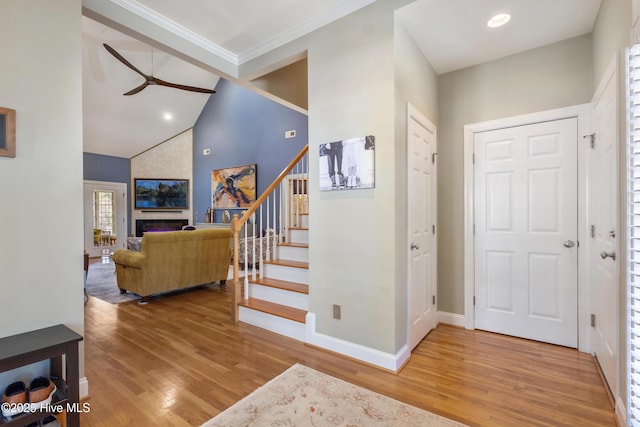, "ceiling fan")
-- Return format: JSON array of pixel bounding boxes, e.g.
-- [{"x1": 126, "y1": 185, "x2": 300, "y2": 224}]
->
[{"x1": 103, "y1": 43, "x2": 216, "y2": 96}]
